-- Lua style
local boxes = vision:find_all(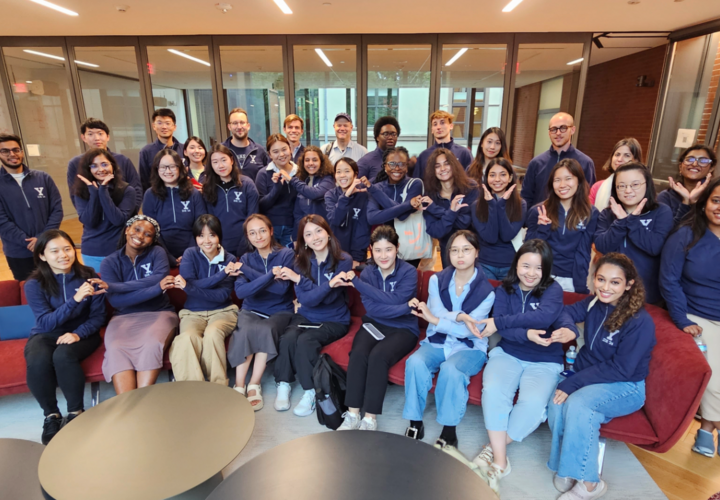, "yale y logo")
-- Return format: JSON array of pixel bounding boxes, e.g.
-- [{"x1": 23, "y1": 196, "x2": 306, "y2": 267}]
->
[
  {"x1": 249, "y1": 154, "x2": 256, "y2": 163},
  {"x1": 640, "y1": 219, "x2": 652, "y2": 227},
  {"x1": 530, "y1": 303, "x2": 539, "y2": 310},
  {"x1": 603, "y1": 330, "x2": 620, "y2": 346},
  {"x1": 218, "y1": 264, "x2": 226, "y2": 272},
  {"x1": 324, "y1": 272, "x2": 334, "y2": 281},
  {"x1": 34, "y1": 187, "x2": 45, "y2": 198},
  {"x1": 353, "y1": 208, "x2": 361, "y2": 219},
  {"x1": 140, "y1": 263, "x2": 153, "y2": 277},
  {"x1": 388, "y1": 281, "x2": 397, "y2": 292},
  {"x1": 181, "y1": 201, "x2": 191, "y2": 212},
  {"x1": 234, "y1": 192, "x2": 243, "y2": 203}
]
